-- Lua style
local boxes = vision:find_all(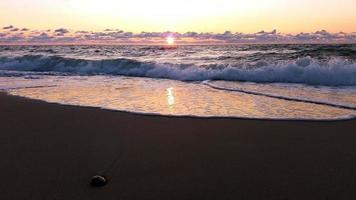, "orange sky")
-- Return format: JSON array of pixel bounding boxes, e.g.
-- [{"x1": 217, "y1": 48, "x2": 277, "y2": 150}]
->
[{"x1": 0, "y1": 0, "x2": 355, "y2": 33}]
